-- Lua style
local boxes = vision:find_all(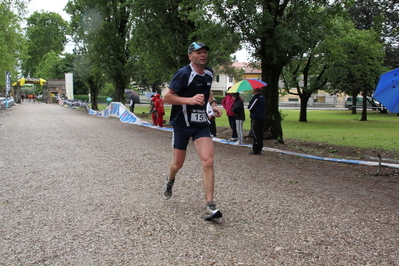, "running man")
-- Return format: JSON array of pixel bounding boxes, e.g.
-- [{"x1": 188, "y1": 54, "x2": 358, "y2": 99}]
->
[{"x1": 162, "y1": 42, "x2": 223, "y2": 220}]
